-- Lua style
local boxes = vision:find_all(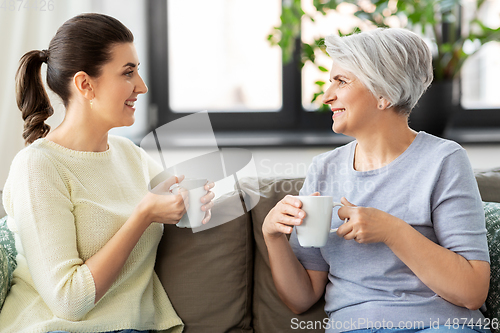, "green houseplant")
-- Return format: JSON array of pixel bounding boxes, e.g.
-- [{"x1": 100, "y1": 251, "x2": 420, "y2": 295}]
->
[{"x1": 268, "y1": 0, "x2": 500, "y2": 135}]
